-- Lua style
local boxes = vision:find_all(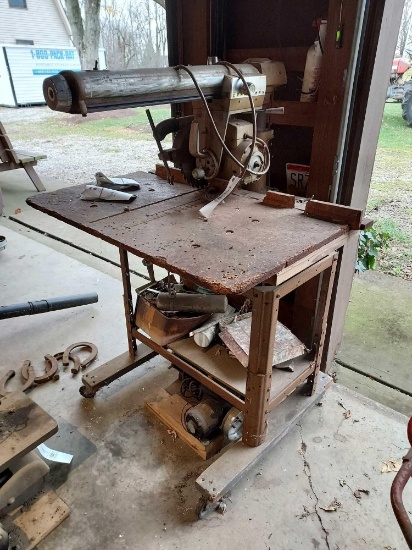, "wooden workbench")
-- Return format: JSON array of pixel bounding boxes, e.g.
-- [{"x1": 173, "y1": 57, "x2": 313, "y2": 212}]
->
[{"x1": 27, "y1": 171, "x2": 350, "y2": 516}]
